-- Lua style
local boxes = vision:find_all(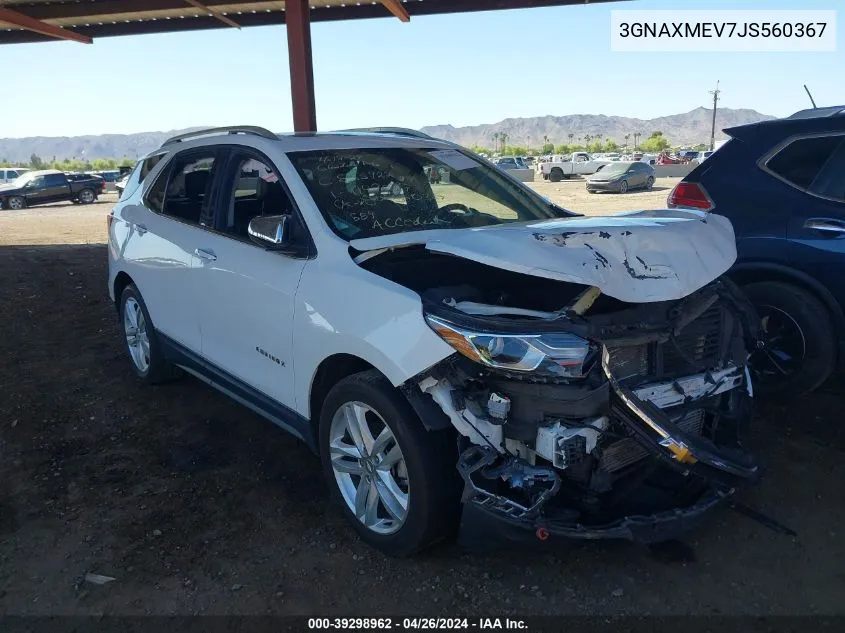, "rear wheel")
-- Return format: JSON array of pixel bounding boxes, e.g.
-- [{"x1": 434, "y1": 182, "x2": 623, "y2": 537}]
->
[
  {"x1": 743, "y1": 281, "x2": 836, "y2": 396},
  {"x1": 319, "y1": 370, "x2": 460, "y2": 556},
  {"x1": 549, "y1": 168, "x2": 563, "y2": 182},
  {"x1": 119, "y1": 285, "x2": 178, "y2": 384},
  {"x1": 6, "y1": 196, "x2": 25, "y2": 210},
  {"x1": 78, "y1": 188, "x2": 95, "y2": 204}
]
